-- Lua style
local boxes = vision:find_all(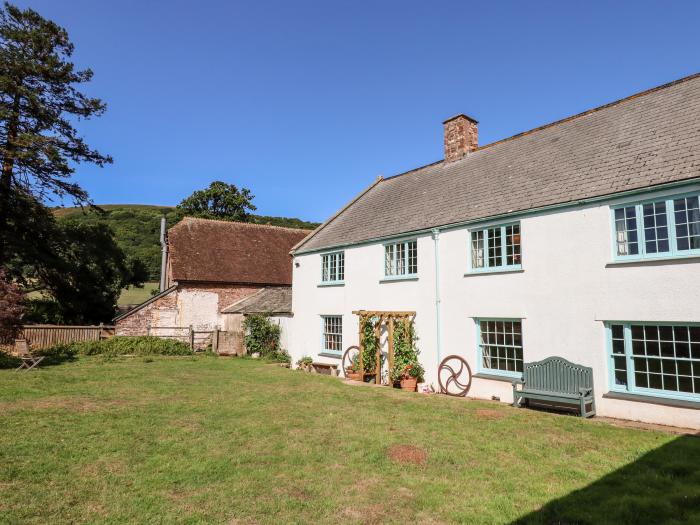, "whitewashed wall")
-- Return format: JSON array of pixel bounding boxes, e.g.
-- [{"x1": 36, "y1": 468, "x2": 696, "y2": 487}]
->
[{"x1": 290, "y1": 183, "x2": 700, "y2": 430}]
